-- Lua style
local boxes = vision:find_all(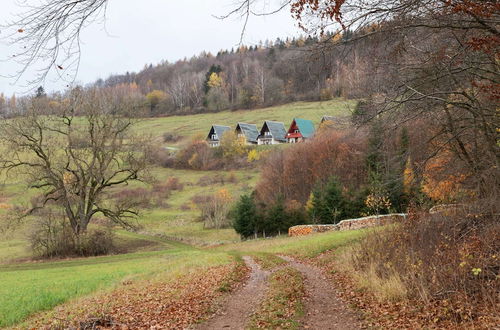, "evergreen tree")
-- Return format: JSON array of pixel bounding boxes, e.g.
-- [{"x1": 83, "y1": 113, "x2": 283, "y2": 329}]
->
[
  {"x1": 322, "y1": 176, "x2": 346, "y2": 223},
  {"x1": 233, "y1": 194, "x2": 257, "y2": 239},
  {"x1": 310, "y1": 176, "x2": 346, "y2": 224},
  {"x1": 35, "y1": 86, "x2": 46, "y2": 98},
  {"x1": 265, "y1": 197, "x2": 287, "y2": 236}
]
